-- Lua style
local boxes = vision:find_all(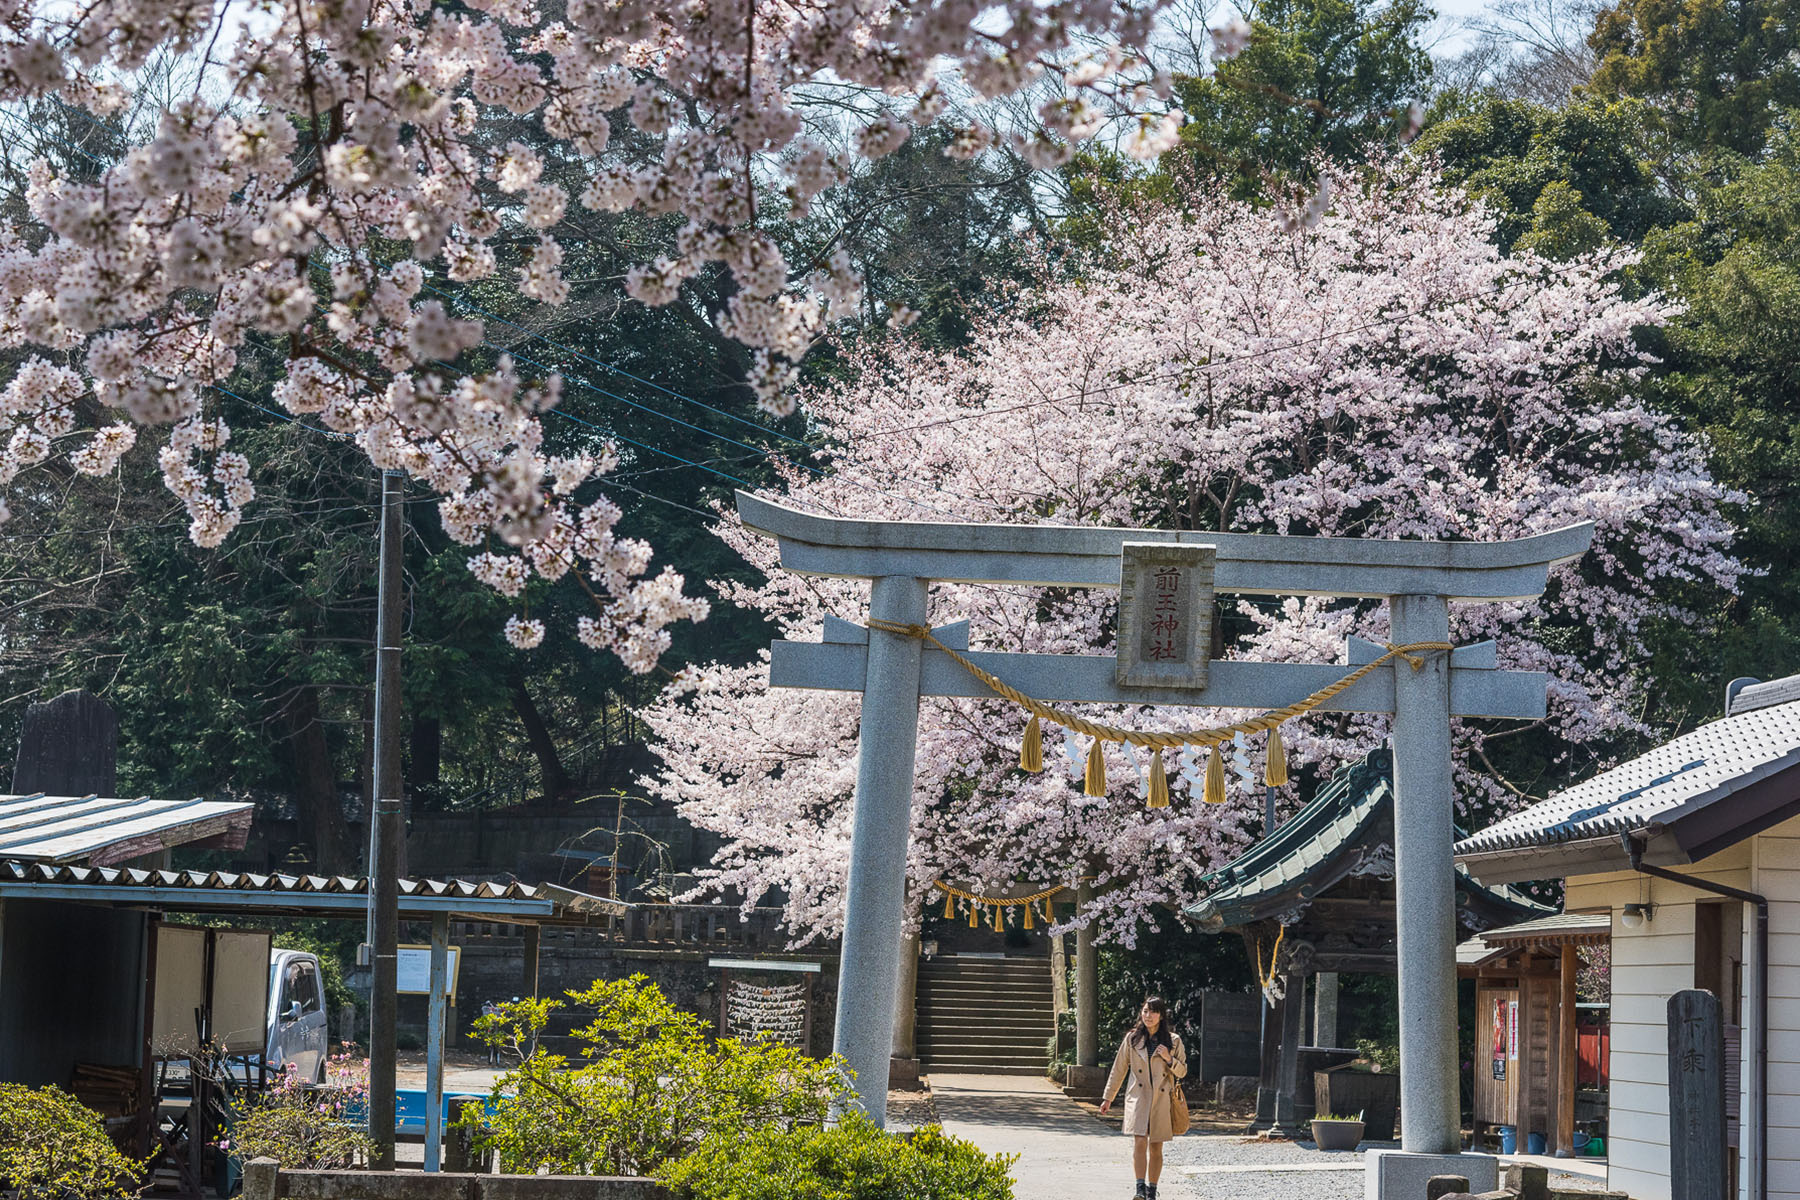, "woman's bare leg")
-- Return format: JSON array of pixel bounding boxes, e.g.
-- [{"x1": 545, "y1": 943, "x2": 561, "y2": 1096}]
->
[
  {"x1": 1147, "y1": 1140, "x2": 1163, "y2": 1183},
  {"x1": 1132, "y1": 1135, "x2": 1148, "y2": 1180}
]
